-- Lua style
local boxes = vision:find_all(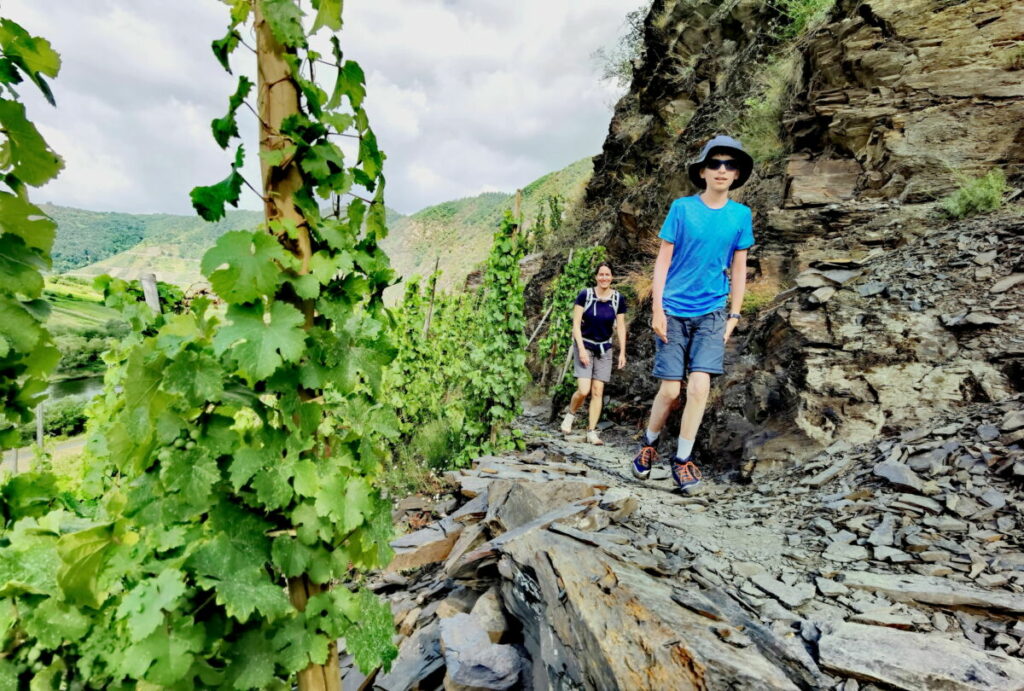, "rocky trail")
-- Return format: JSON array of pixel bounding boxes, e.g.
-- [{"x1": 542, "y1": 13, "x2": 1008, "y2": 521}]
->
[{"x1": 349, "y1": 397, "x2": 1024, "y2": 690}]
